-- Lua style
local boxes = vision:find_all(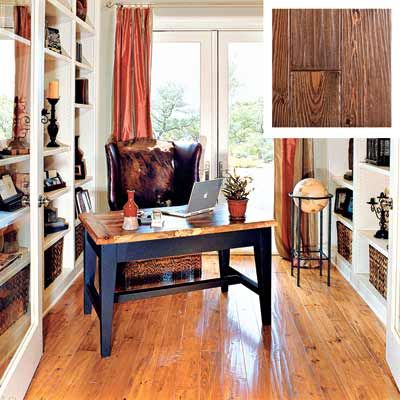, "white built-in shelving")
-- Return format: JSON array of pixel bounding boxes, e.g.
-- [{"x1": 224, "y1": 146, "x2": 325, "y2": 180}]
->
[
  {"x1": 42, "y1": 0, "x2": 98, "y2": 312},
  {"x1": 321, "y1": 138, "x2": 391, "y2": 324}
]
